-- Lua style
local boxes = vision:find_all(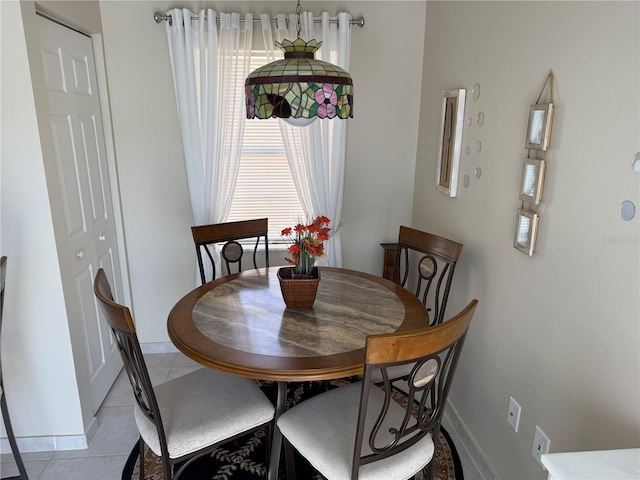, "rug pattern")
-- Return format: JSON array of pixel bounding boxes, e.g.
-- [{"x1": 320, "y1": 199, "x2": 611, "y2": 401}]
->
[{"x1": 123, "y1": 380, "x2": 464, "y2": 480}]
